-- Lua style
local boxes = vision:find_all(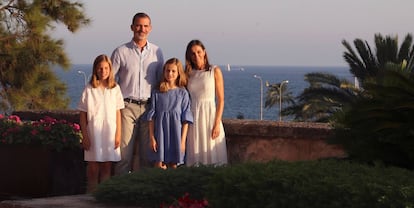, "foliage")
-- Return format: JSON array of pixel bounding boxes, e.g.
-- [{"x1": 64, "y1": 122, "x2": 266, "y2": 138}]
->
[
  {"x1": 93, "y1": 160, "x2": 414, "y2": 208},
  {"x1": 331, "y1": 67, "x2": 414, "y2": 169},
  {"x1": 264, "y1": 81, "x2": 295, "y2": 120},
  {"x1": 0, "y1": 0, "x2": 90, "y2": 113},
  {"x1": 286, "y1": 33, "x2": 414, "y2": 122},
  {"x1": 208, "y1": 160, "x2": 414, "y2": 208},
  {"x1": 94, "y1": 165, "x2": 222, "y2": 208},
  {"x1": 342, "y1": 33, "x2": 414, "y2": 85},
  {"x1": 0, "y1": 114, "x2": 82, "y2": 151},
  {"x1": 284, "y1": 72, "x2": 359, "y2": 122}
]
